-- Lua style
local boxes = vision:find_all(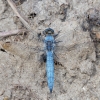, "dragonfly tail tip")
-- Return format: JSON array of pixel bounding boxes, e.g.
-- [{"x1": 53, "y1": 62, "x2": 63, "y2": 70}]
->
[{"x1": 50, "y1": 89, "x2": 53, "y2": 93}]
